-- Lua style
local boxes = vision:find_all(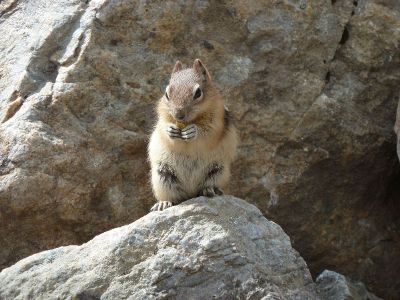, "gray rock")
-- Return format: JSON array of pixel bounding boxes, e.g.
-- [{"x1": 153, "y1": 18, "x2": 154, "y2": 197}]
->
[
  {"x1": 0, "y1": 196, "x2": 318, "y2": 300},
  {"x1": 316, "y1": 270, "x2": 382, "y2": 300}
]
